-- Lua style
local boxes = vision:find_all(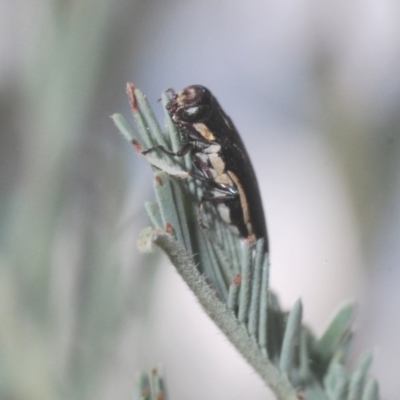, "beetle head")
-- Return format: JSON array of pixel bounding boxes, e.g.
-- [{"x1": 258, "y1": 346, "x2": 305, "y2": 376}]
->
[{"x1": 166, "y1": 85, "x2": 212, "y2": 125}]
